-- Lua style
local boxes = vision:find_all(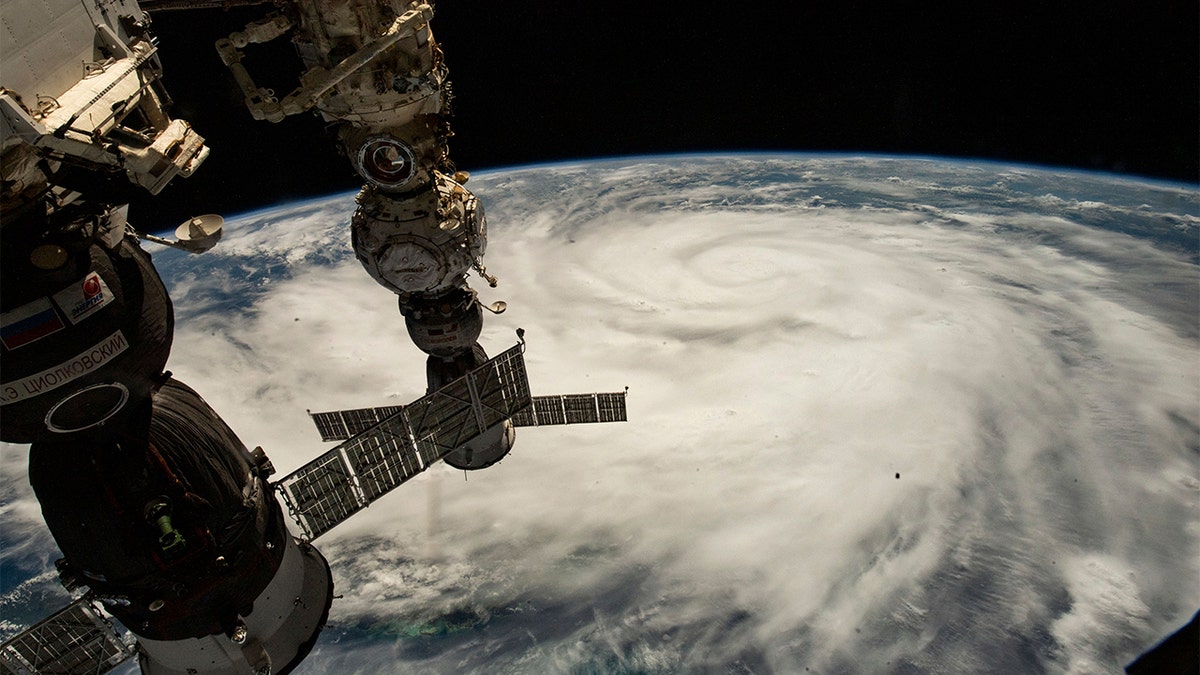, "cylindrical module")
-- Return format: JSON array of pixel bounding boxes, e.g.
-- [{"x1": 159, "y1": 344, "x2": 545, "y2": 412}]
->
[
  {"x1": 351, "y1": 172, "x2": 487, "y2": 297},
  {"x1": 442, "y1": 420, "x2": 516, "y2": 471},
  {"x1": 136, "y1": 535, "x2": 332, "y2": 675},
  {"x1": 29, "y1": 378, "x2": 333, "y2": 673}
]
